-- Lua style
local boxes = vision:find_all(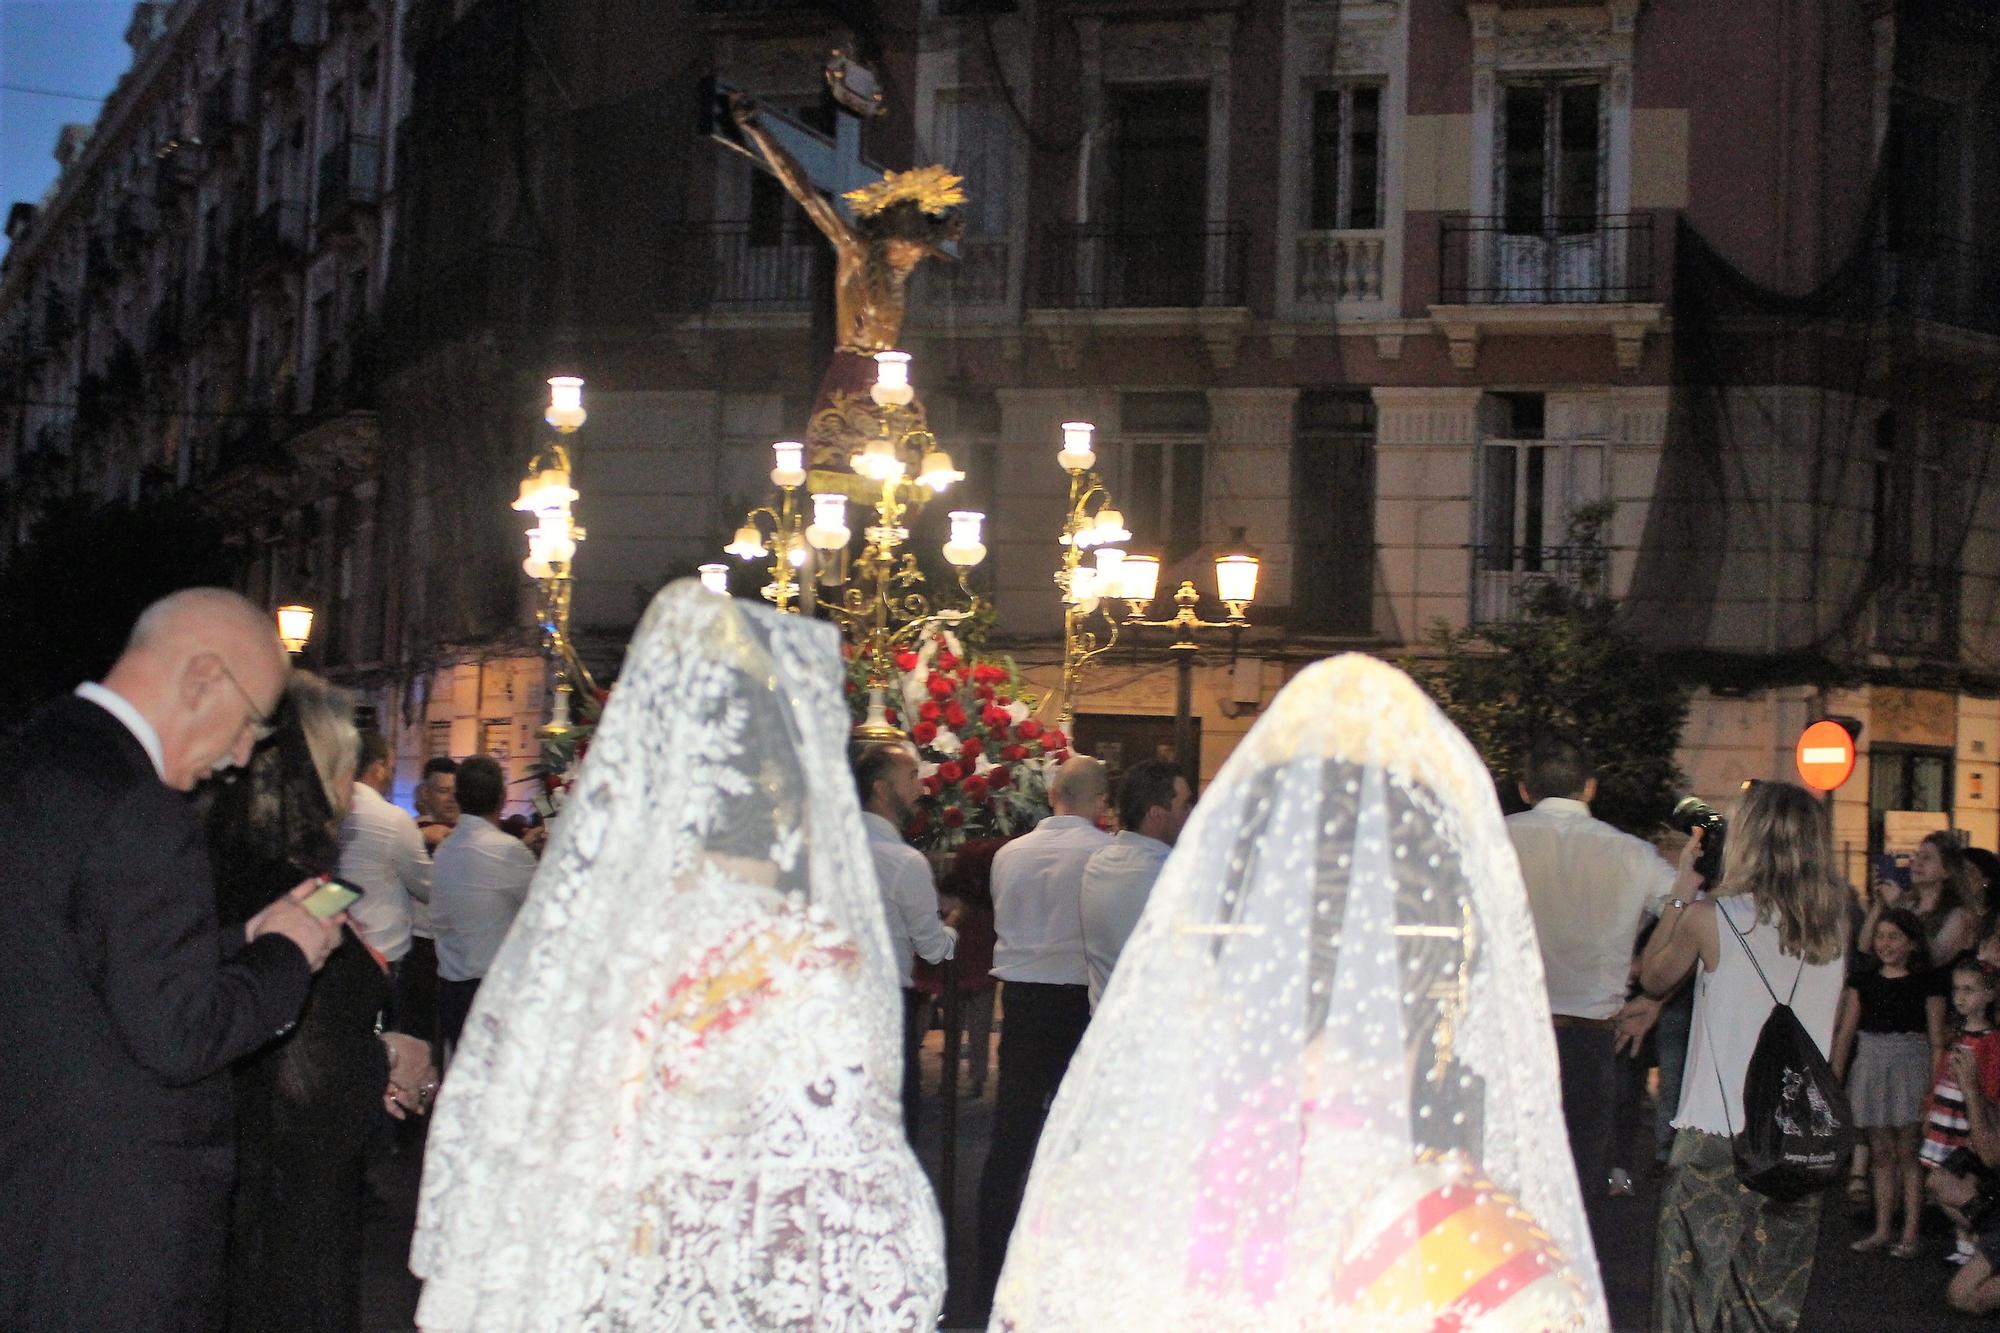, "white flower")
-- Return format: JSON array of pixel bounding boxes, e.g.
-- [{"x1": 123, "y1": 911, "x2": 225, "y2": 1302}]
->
[
  {"x1": 930, "y1": 728, "x2": 962, "y2": 757},
  {"x1": 973, "y1": 753, "x2": 994, "y2": 776},
  {"x1": 941, "y1": 629, "x2": 964, "y2": 660},
  {"x1": 1007, "y1": 700, "x2": 1031, "y2": 724},
  {"x1": 917, "y1": 758, "x2": 939, "y2": 780}
]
